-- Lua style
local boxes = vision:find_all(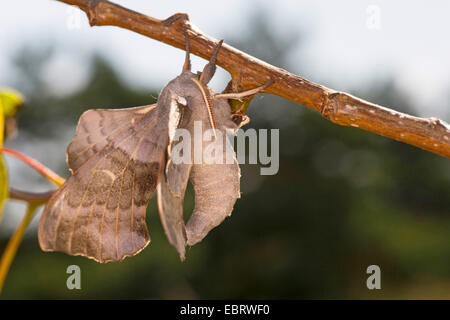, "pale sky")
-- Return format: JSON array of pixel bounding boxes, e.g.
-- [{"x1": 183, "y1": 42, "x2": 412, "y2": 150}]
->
[{"x1": 1, "y1": 0, "x2": 449, "y2": 119}]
